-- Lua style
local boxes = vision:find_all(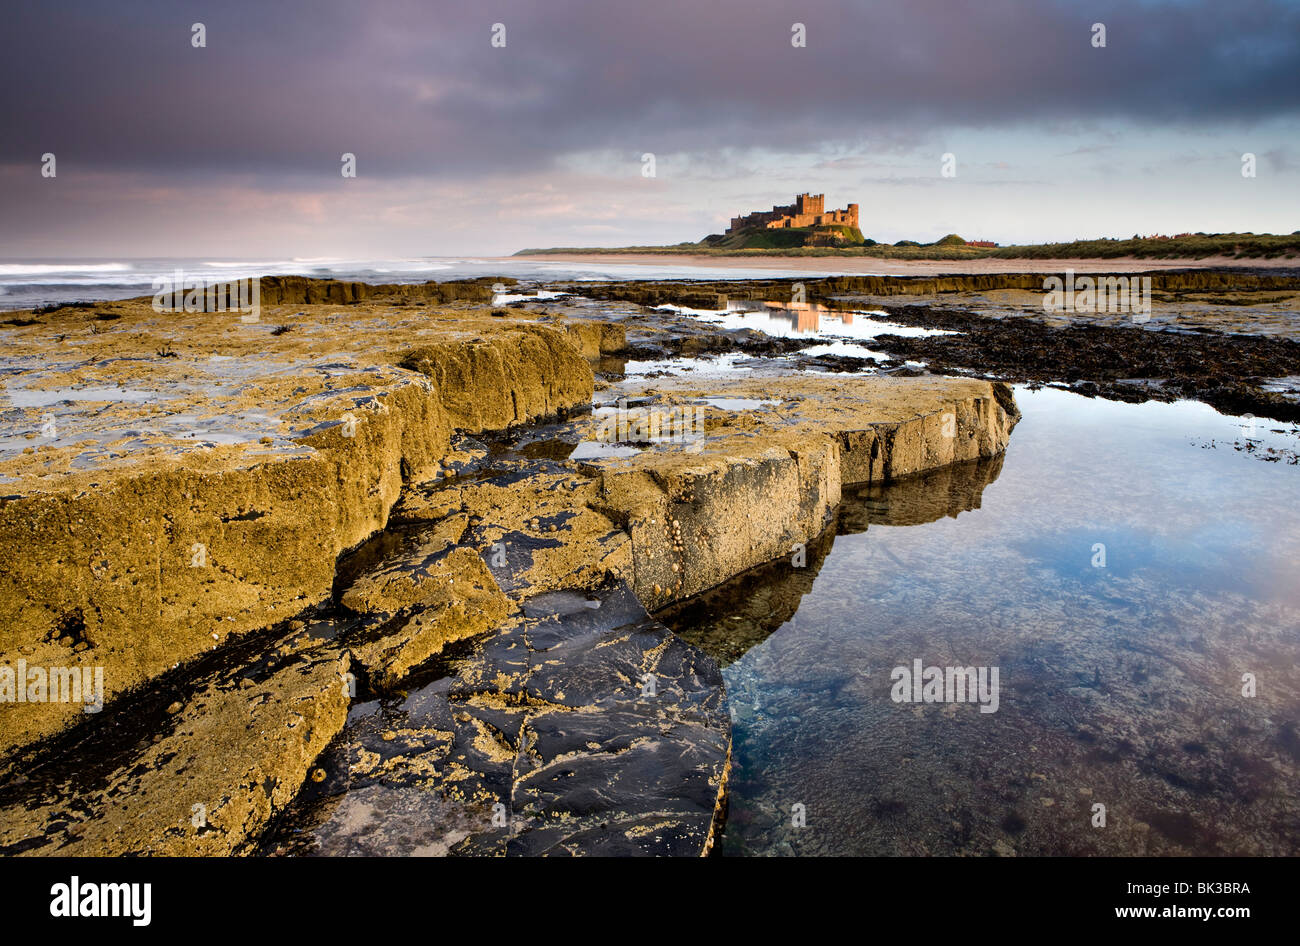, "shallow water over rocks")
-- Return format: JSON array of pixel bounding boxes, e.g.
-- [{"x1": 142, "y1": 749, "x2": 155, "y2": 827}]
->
[{"x1": 661, "y1": 386, "x2": 1300, "y2": 856}]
